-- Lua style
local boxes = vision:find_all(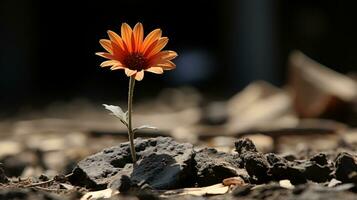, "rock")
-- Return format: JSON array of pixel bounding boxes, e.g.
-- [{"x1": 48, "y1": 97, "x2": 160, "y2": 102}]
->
[
  {"x1": 279, "y1": 179, "x2": 295, "y2": 189},
  {"x1": 235, "y1": 138, "x2": 271, "y2": 183},
  {"x1": 310, "y1": 153, "x2": 329, "y2": 165},
  {"x1": 0, "y1": 163, "x2": 8, "y2": 183},
  {"x1": 69, "y1": 137, "x2": 195, "y2": 190},
  {"x1": 237, "y1": 139, "x2": 333, "y2": 184},
  {"x1": 244, "y1": 153, "x2": 271, "y2": 183},
  {"x1": 130, "y1": 153, "x2": 194, "y2": 189},
  {"x1": 334, "y1": 152, "x2": 357, "y2": 183},
  {"x1": 266, "y1": 153, "x2": 288, "y2": 165},
  {"x1": 267, "y1": 155, "x2": 306, "y2": 185},
  {"x1": 303, "y1": 160, "x2": 333, "y2": 183},
  {"x1": 194, "y1": 148, "x2": 247, "y2": 186},
  {"x1": 267, "y1": 152, "x2": 333, "y2": 184}
]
